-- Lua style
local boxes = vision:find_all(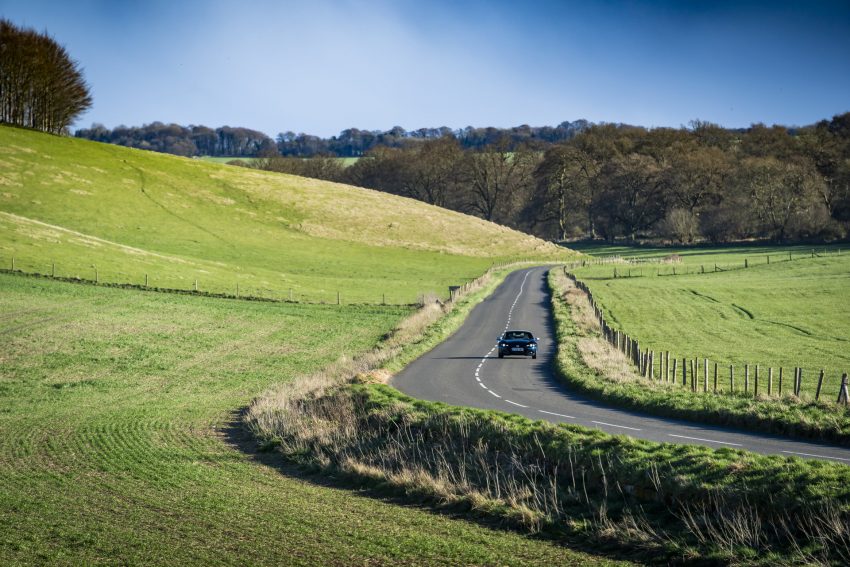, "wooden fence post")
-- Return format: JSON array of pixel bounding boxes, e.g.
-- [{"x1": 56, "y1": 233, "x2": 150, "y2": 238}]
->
[
  {"x1": 650, "y1": 351, "x2": 655, "y2": 379},
  {"x1": 768, "y1": 367, "x2": 773, "y2": 396},
  {"x1": 691, "y1": 359, "x2": 697, "y2": 392},
  {"x1": 745, "y1": 364, "x2": 750, "y2": 394},
  {"x1": 95, "y1": 268, "x2": 99, "y2": 283},
  {"x1": 838, "y1": 374, "x2": 849, "y2": 405},
  {"x1": 145, "y1": 274, "x2": 148, "y2": 287},
  {"x1": 52, "y1": 262, "x2": 55, "y2": 277},
  {"x1": 797, "y1": 368, "x2": 803, "y2": 397},
  {"x1": 754, "y1": 364, "x2": 759, "y2": 396},
  {"x1": 682, "y1": 358, "x2": 687, "y2": 387},
  {"x1": 337, "y1": 291, "x2": 341, "y2": 305},
  {"x1": 778, "y1": 367, "x2": 783, "y2": 395},
  {"x1": 815, "y1": 369, "x2": 824, "y2": 401},
  {"x1": 745, "y1": 258, "x2": 748, "y2": 268},
  {"x1": 730, "y1": 365, "x2": 734, "y2": 393},
  {"x1": 194, "y1": 279, "x2": 198, "y2": 292},
  {"x1": 713, "y1": 362, "x2": 718, "y2": 393},
  {"x1": 666, "y1": 351, "x2": 670, "y2": 382}
]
